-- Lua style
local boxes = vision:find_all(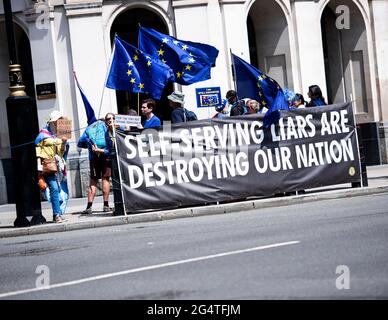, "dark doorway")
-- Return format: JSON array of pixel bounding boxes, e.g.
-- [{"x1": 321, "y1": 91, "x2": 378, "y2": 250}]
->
[
  {"x1": 110, "y1": 8, "x2": 173, "y2": 122},
  {"x1": 16, "y1": 26, "x2": 35, "y2": 99}
]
